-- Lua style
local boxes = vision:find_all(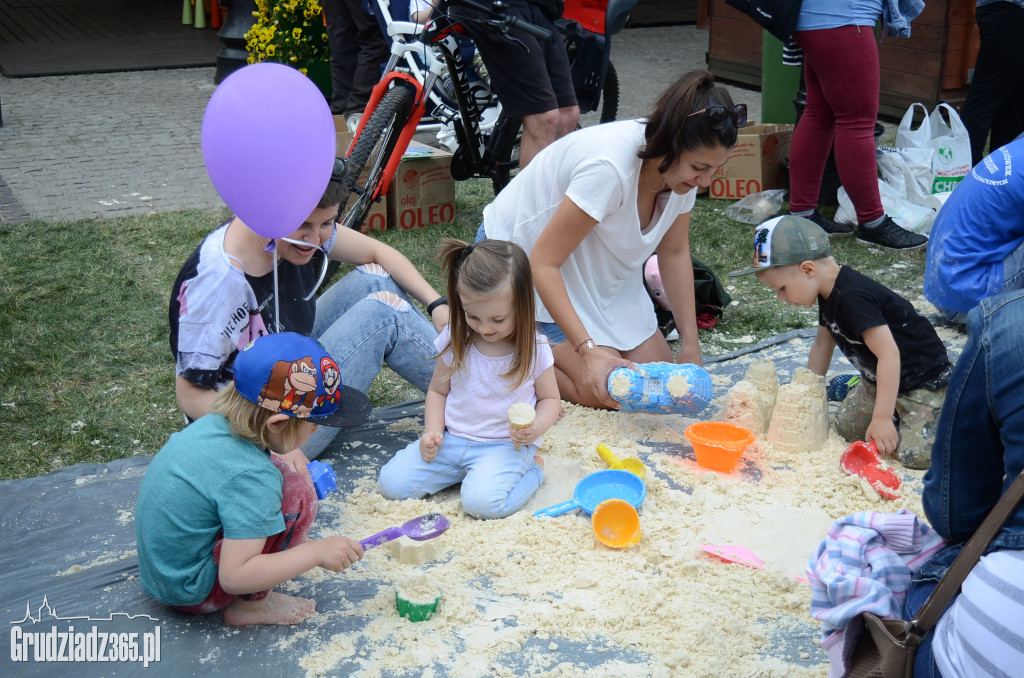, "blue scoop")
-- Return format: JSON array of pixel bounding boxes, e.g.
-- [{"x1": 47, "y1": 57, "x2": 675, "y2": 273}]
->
[{"x1": 533, "y1": 469, "x2": 646, "y2": 518}]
